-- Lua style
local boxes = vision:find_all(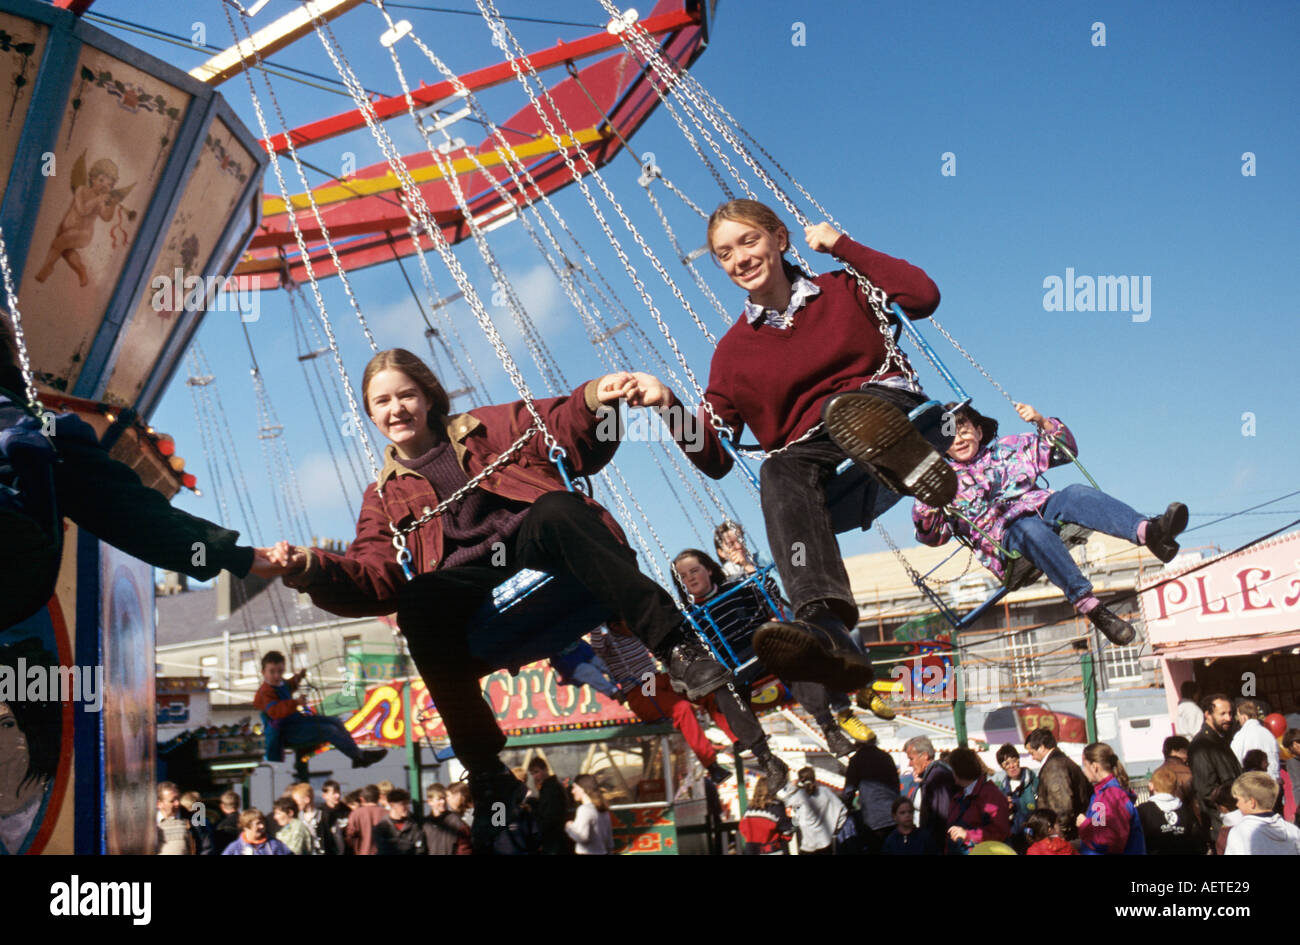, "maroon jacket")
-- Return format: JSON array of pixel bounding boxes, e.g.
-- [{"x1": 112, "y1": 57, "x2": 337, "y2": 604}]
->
[
  {"x1": 659, "y1": 235, "x2": 940, "y2": 478},
  {"x1": 345, "y1": 804, "x2": 387, "y2": 856},
  {"x1": 287, "y1": 381, "x2": 623, "y2": 616},
  {"x1": 946, "y1": 776, "x2": 1012, "y2": 851}
]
